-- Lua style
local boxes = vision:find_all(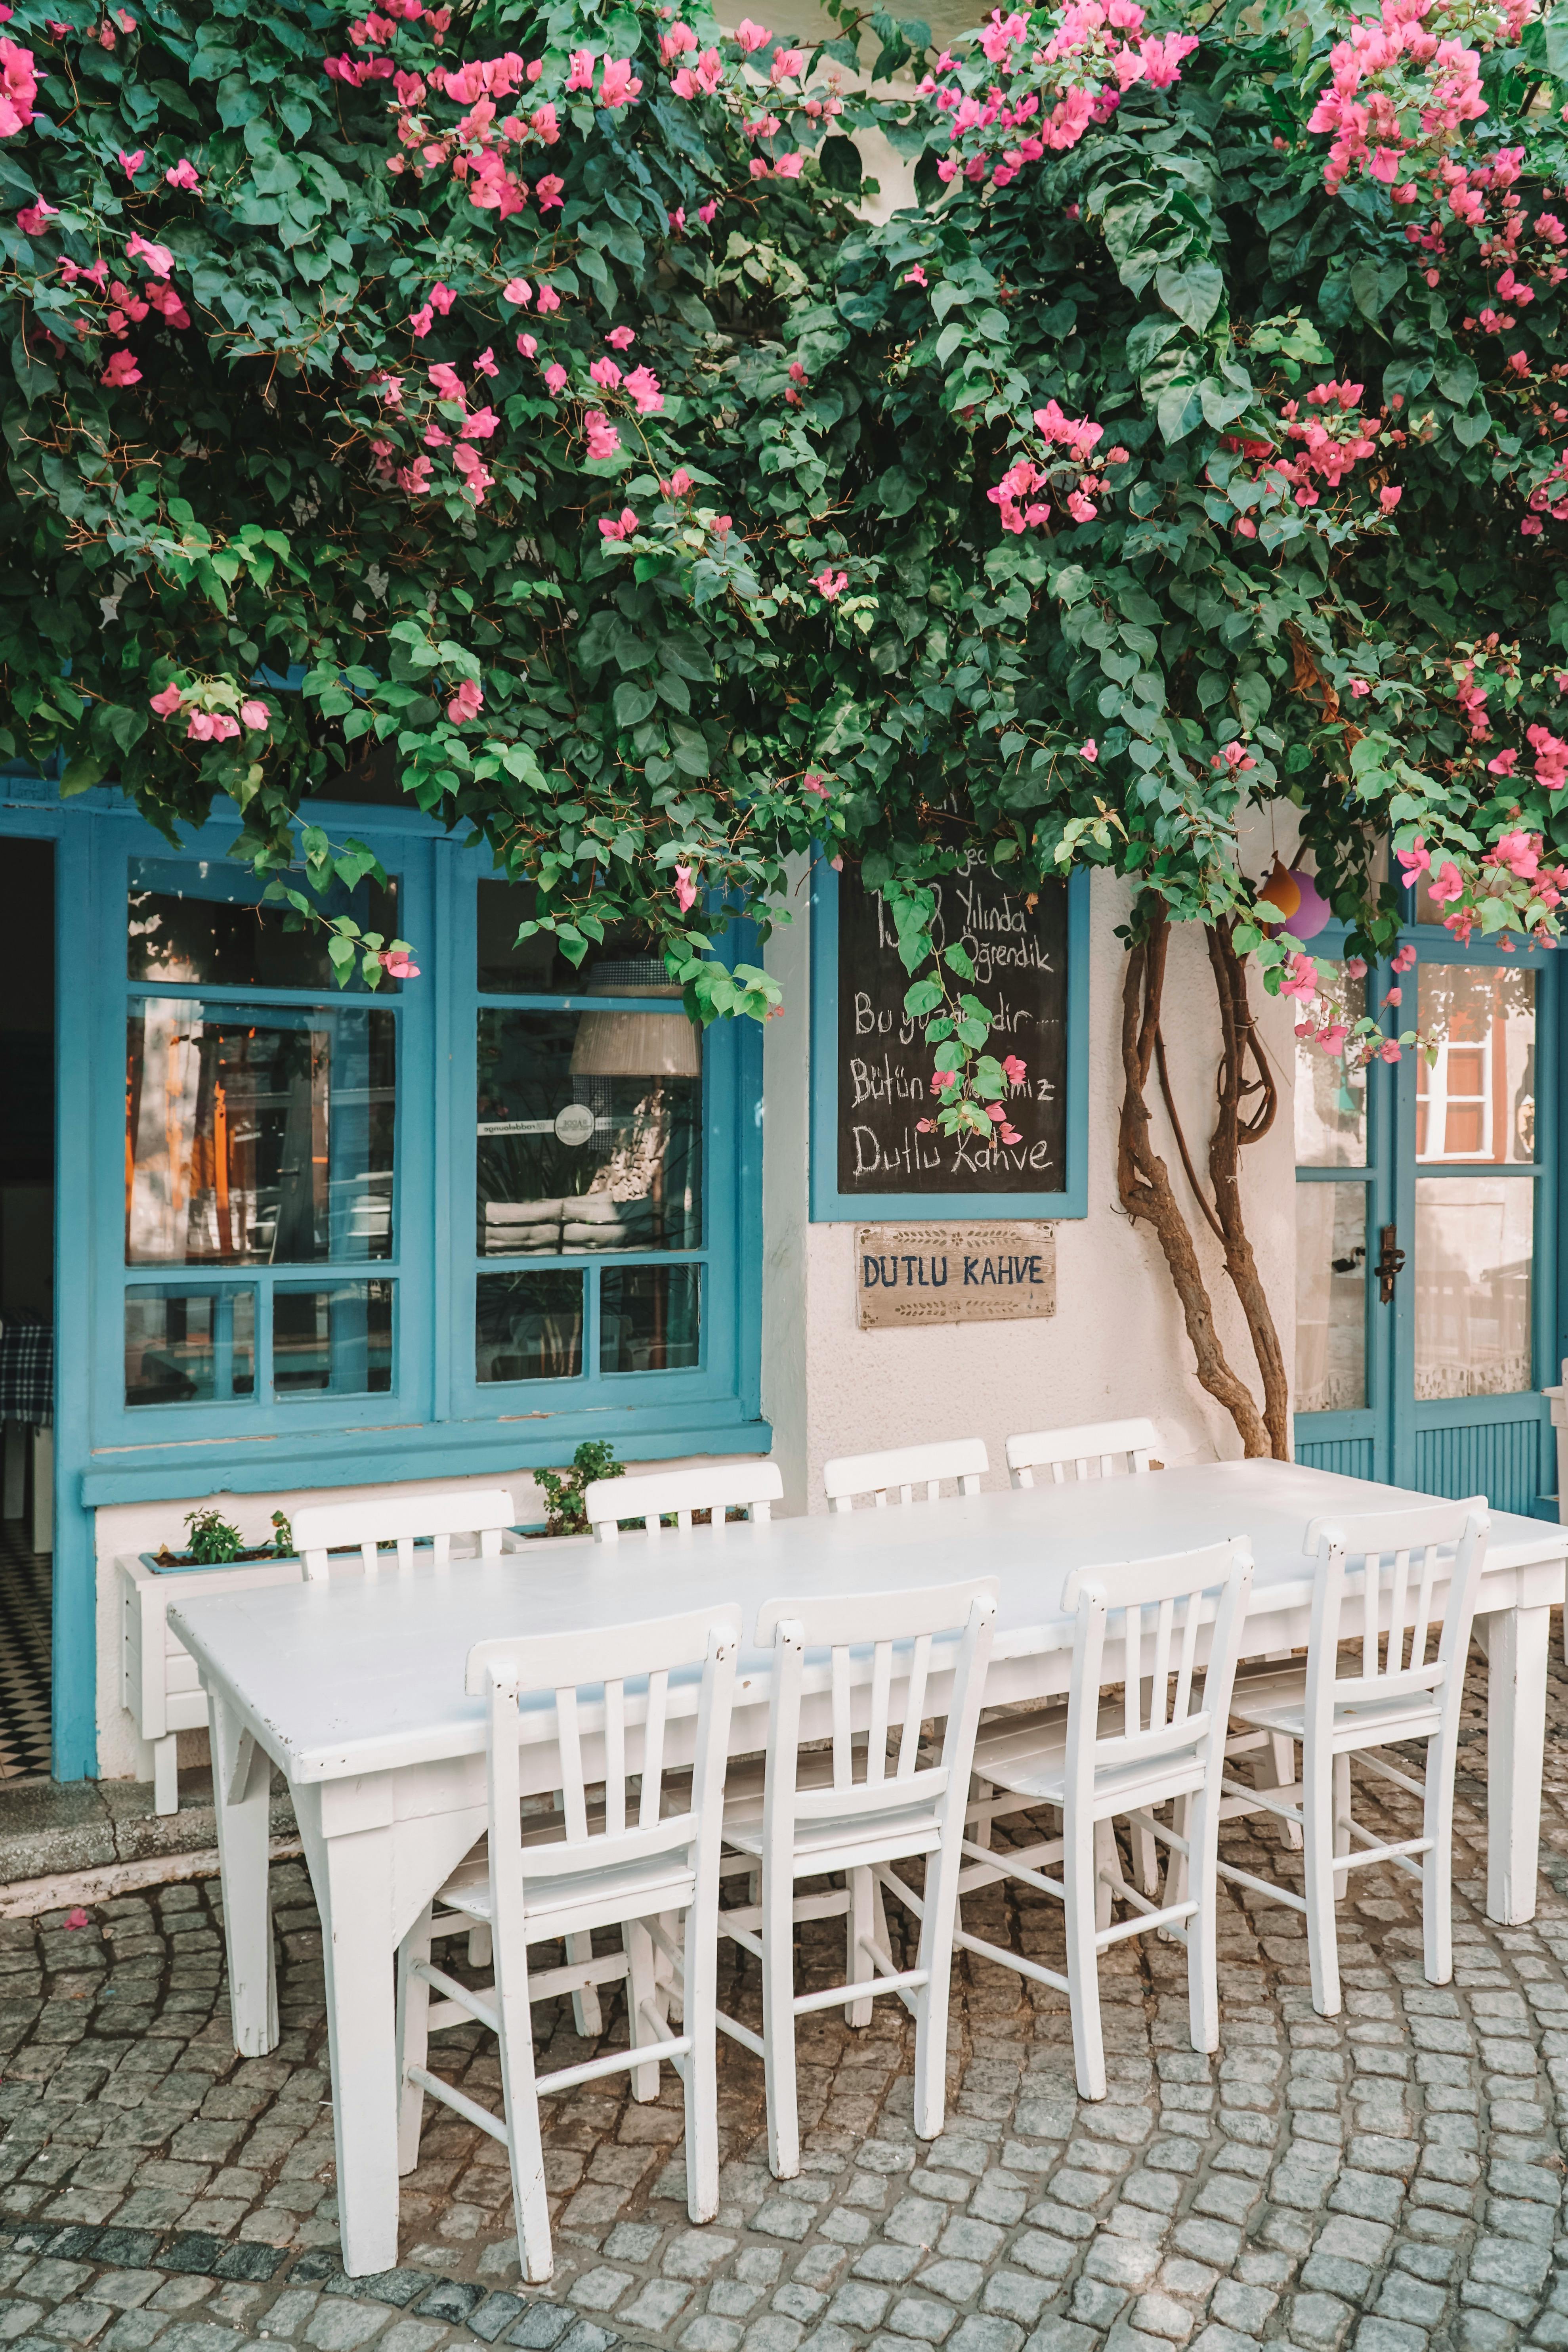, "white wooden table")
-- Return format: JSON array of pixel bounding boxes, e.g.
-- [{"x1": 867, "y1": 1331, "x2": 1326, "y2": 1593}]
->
[{"x1": 170, "y1": 1459, "x2": 1566, "y2": 2278}]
